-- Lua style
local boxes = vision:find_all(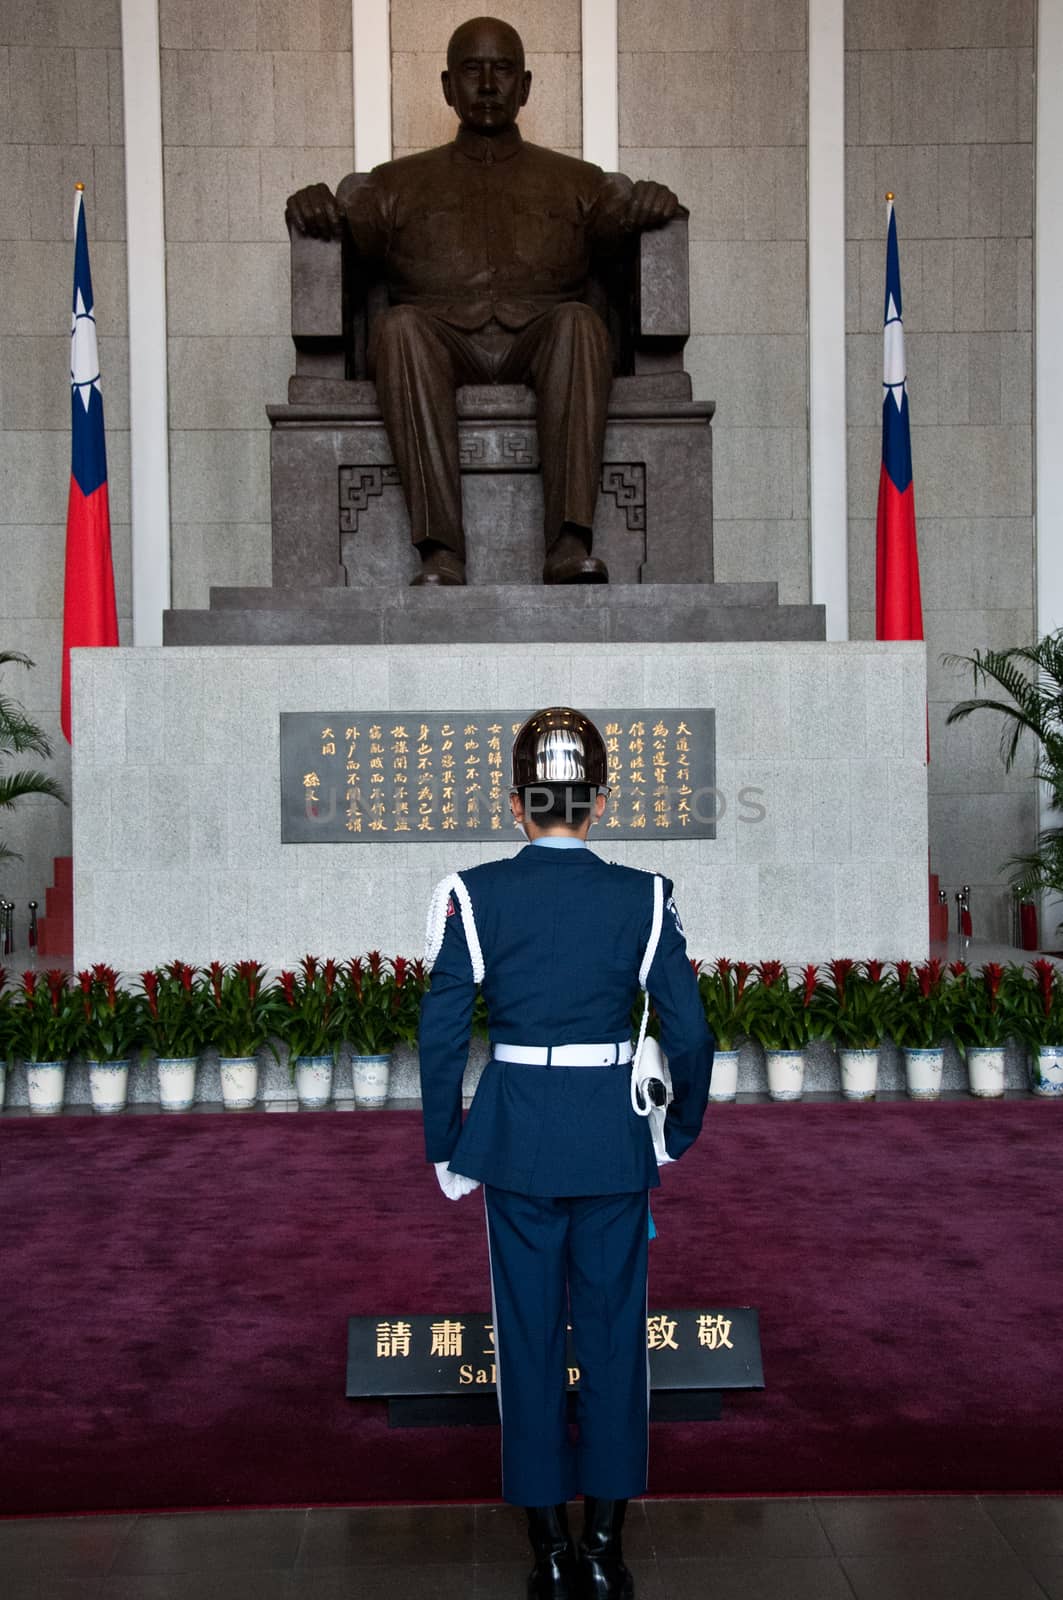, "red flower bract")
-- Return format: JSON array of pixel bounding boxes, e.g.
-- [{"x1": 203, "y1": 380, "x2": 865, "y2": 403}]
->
[
  {"x1": 865, "y1": 959, "x2": 885, "y2": 984},
  {"x1": 21, "y1": 971, "x2": 38, "y2": 997},
  {"x1": 827, "y1": 958, "x2": 855, "y2": 995},
  {"x1": 392, "y1": 956, "x2": 408, "y2": 989},
  {"x1": 895, "y1": 959, "x2": 913, "y2": 986},
  {"x1": 981, "y1": 963, "x2": 1004, "y2": 1005},
  {"x1": 279, "y1": 970, "x2": 297, "y2": 1006},
  {"x1": 1032, "y1": 958, "x2": 1056, "y2": 1017},
  {"x1": 756, "y1": 959, "x2": 786, "y2": 987},
  {"x1": 800, "y1": 963, "x2": 818, "y2": 1006}
]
